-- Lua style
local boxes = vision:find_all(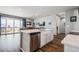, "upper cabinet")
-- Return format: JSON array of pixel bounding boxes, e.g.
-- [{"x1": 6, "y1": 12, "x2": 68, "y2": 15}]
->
[{"x1": 34, "y1": 16, "x2": 53, "y2": 29}]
